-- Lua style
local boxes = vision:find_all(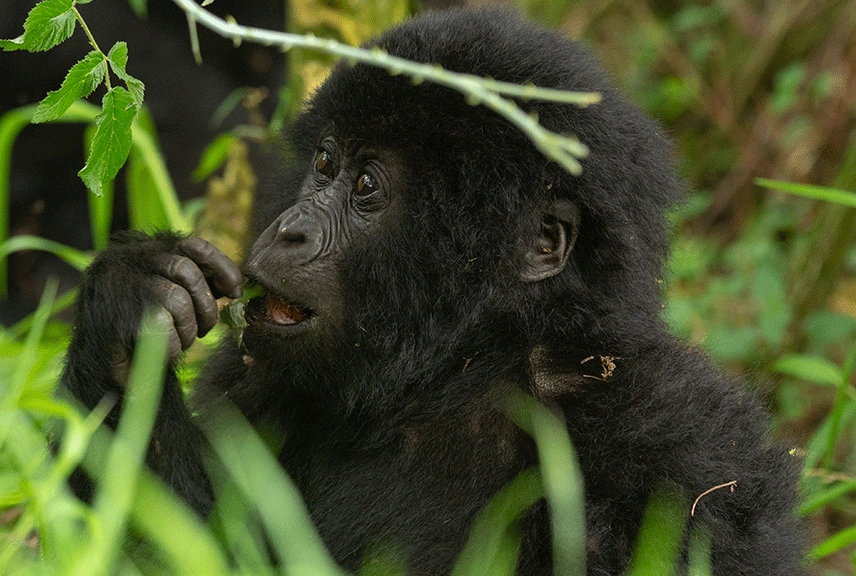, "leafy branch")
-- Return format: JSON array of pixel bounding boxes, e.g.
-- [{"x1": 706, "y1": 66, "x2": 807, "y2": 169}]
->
[
  {"x1": 172, "y1": 0, "x2": 600, "y2": 175},
  {"x1": 1, "y1": 0, "x2": 146, "y2": 195}
]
